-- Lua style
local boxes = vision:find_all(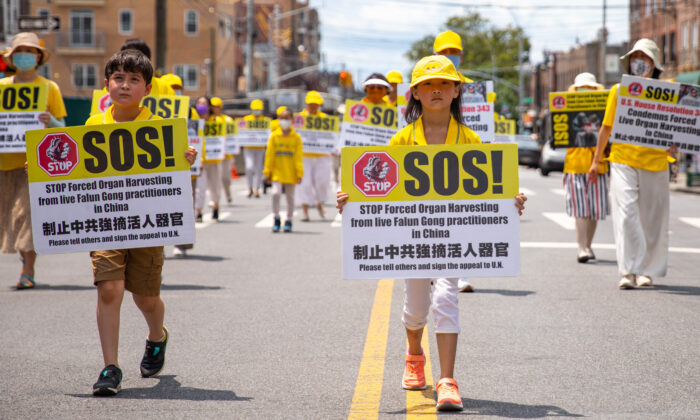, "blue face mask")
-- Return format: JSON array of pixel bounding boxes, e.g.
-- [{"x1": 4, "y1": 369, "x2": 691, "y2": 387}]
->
[
  {"x1": 444, "y1": 54, "x2": 461, "y2": 68},
  {"x1": 12, "y1": 52, "x2": 38, "y2": 71}
]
